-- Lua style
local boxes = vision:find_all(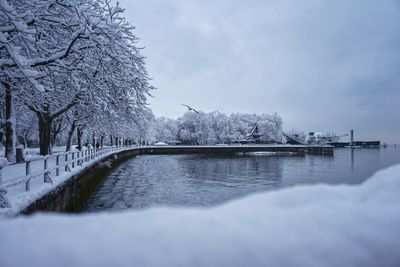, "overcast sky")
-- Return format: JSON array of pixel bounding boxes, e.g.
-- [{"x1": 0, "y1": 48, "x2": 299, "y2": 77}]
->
[{"x1": 118, "y1": 0, "x2": 400, "y2": 143}]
